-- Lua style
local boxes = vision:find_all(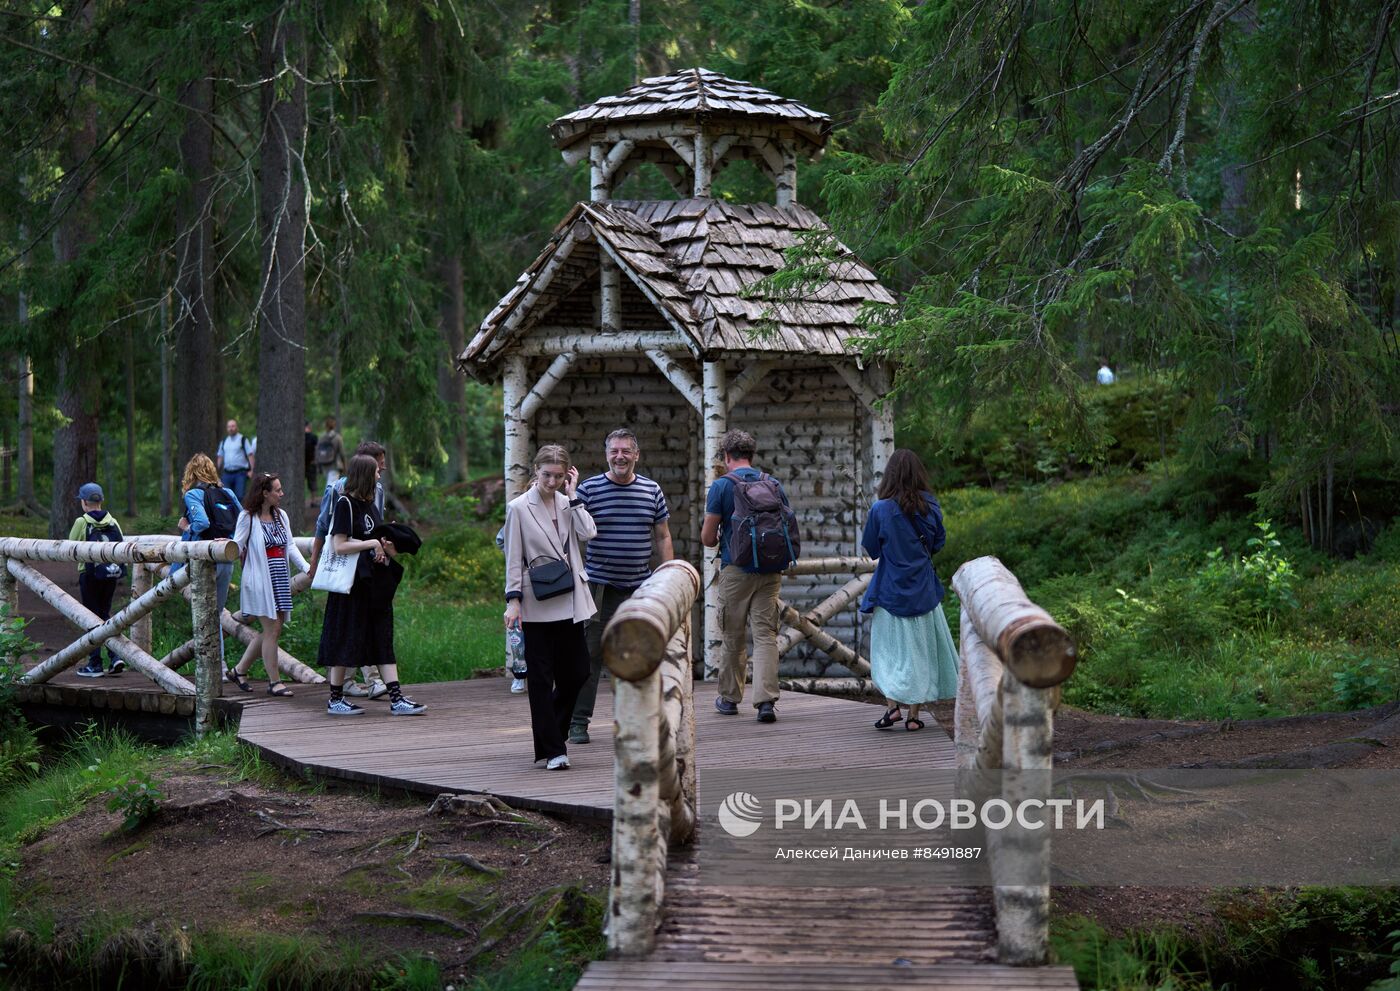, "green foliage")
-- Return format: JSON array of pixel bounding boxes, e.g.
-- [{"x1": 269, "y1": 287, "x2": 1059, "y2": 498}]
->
[
  {"x1": 1331, "y1": 656, "x2": 1400, "y2": 711},
  {"x1": 1055, "y1": 888, "x2": 1400, "y2": 991},
  {"x1": 407, "y1": 521, "x2": 505, "y2": 602},
  {"x1": 103, "y1": 772, "x2": 163, "y2": 834},
  {"x1": 940, "y1": 462, "x2": 1400, "y2": 720}
]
